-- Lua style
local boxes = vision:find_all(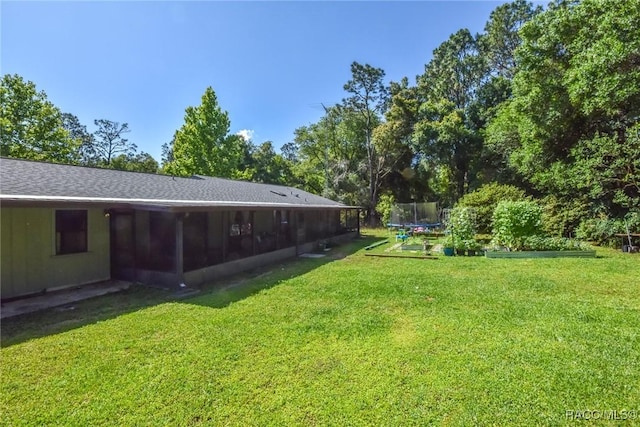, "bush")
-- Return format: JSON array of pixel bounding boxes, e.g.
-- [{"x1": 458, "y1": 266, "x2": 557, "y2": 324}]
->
[
  {"x1": 375, "y1": 193, "x2": 395, "y2": 227},
  {"x1": 541, "y1": 196, "x2": 591, "y2": 237},
  {"x1": 576, "y1": 210, "x2": 640, "y2": 247},
  {"x1": 456, "y1": 183, "x2": 526, "y2": 234},
  {"x1": 492, "y1": 200, "x2": 543, "y2": 251}
]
